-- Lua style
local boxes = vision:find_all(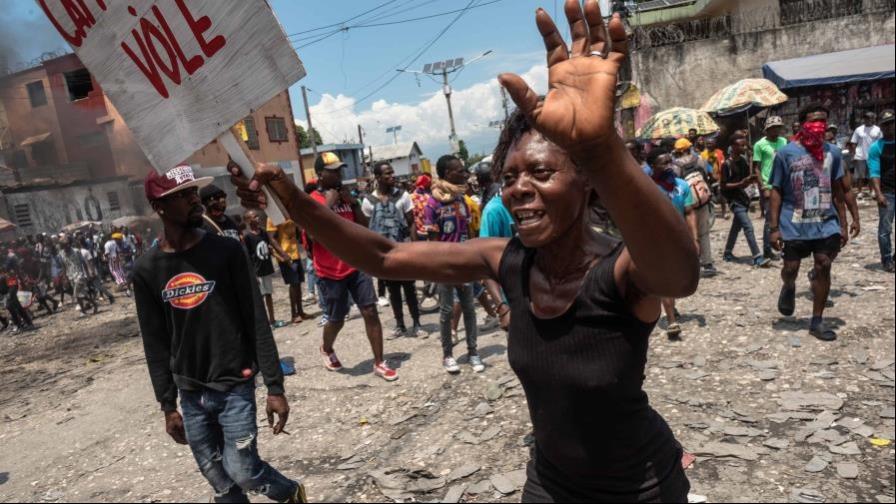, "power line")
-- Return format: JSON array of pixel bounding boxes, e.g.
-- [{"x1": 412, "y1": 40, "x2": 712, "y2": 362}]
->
[
  {"x1": 352, "y1": 0, "x2": 505, "y2": 29},
  {"x1": 286, "y1": 0, "x2": 402, "y2": 38}
]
